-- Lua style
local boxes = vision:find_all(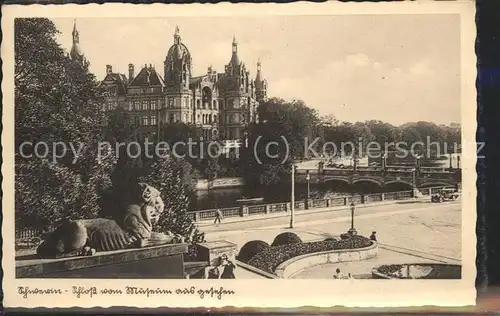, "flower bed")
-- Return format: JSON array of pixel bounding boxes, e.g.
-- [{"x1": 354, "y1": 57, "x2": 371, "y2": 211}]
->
[
  {"x1": 247, "y1": 235, "x2": 372, "y2": 274},
  {"x1": 373, "y1": 264, "x2": 461, "y2": 279}
]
